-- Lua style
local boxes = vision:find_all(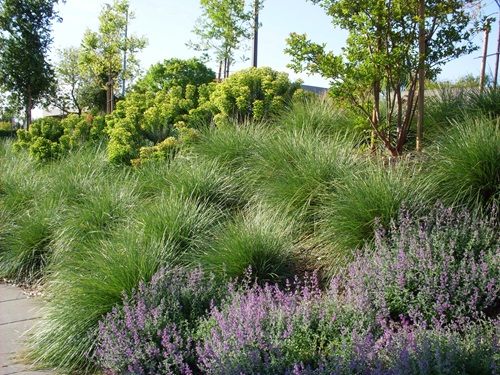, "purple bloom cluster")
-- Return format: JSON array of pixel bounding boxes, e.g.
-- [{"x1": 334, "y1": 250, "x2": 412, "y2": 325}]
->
[
  {"x1": 345, "y1": 203, "x2": 500, "y2": 327},
  {"x1": 92, "y1": 265, "x2": 221, "y2": 374},
  {"x1": 92, "y1": 205, "x2": 500, "y2": 374}
]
